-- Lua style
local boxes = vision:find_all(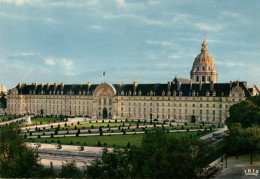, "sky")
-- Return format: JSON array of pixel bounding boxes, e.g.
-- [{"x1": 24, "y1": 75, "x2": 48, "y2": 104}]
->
[{"x1": 0, "y1": 0, "x2": 259, "y2": 89}]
